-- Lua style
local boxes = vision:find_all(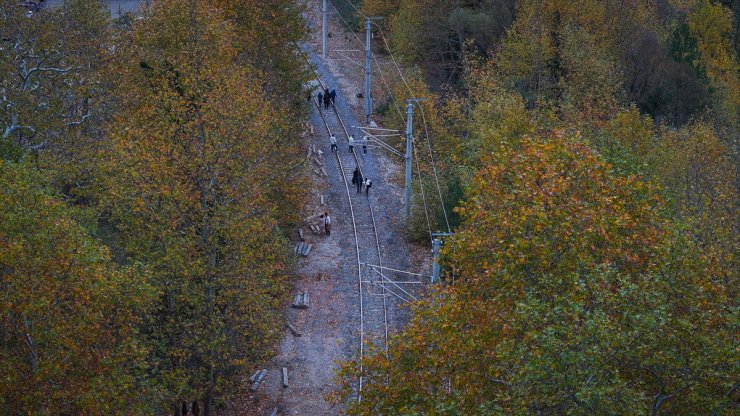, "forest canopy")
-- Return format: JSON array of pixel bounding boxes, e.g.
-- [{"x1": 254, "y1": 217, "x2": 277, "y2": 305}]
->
[
  {"x1": 1, "y1": 0, "x2": 307, "y2": 414},
  {"x1": 339, "y1": 0, "x2": 738, "y2": 414}
]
